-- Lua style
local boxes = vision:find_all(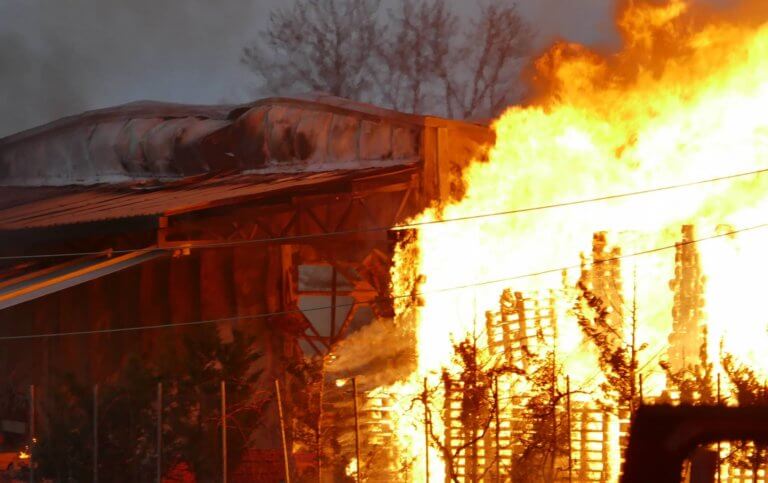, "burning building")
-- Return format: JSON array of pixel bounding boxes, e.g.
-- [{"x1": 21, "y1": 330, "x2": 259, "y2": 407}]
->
[
  {"x1": 0, "y1": 94, "x2": 492, "y2": 480},
  {"x1": 6, "y1": 0, "x2": 768, "y2": 481}
]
